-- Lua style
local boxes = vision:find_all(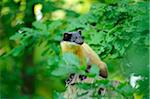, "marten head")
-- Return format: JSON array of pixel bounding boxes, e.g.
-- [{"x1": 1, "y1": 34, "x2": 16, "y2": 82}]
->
[{"x1": 62, "y1": 30, "x2": 84, "y2": 45}]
